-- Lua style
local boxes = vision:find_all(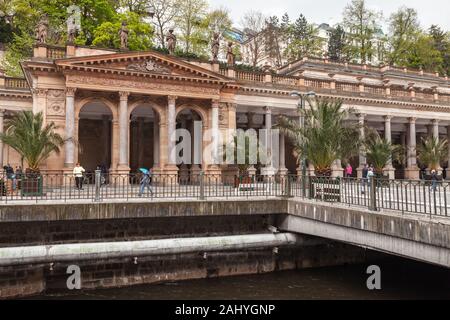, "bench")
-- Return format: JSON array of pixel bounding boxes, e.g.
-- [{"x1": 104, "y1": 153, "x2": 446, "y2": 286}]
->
[{"x1": 235, "y1": 182, "x2": 269, "y2": 194}]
